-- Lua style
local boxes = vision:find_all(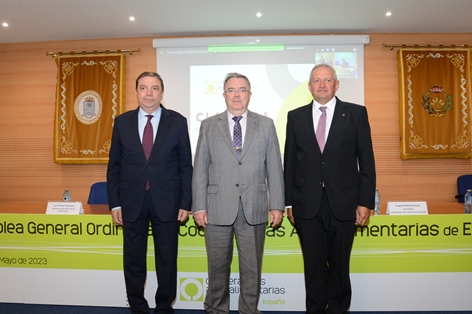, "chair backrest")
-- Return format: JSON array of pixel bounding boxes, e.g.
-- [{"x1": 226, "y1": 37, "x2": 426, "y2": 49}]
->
[
  {"x1": 457, "y1": 174, "x2": 472, "y2": 203},
  {"x1": 87, "y1": 181, "x2": 108, "y2": 204}
]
